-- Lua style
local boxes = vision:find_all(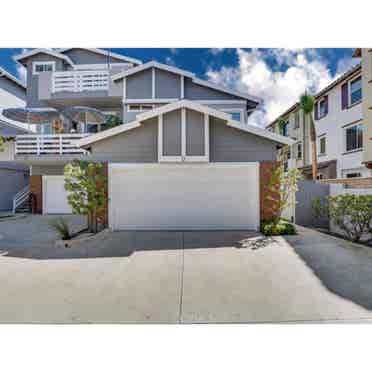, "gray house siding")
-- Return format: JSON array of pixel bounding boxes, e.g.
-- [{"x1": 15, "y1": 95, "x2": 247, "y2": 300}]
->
[
  {"x1": 163, "y1": 109, "x2": 182, "y2": 156},
  {"x1": 62, "y1": 48, "x2": 127, "y2": 65},
  {"x1": 31, "y1": 164, "x2": 66, "y2": 175},
  {"x1": 0, "y1": 164, "x2": 29, "y2": 211},
  {"x1": 0, "y1": 75, "x2": 26, "y2": 102},
  {"x1": 126, "y1": 69, "x2": 152, "y2": 99},
  {"x1": 209, "y1": 117, "x2": 277, "y2": 162},
  {"x1": 155, "y1": 70, "x2": 181, "y2": 99},
  {"x1": 205, "y1": 102, "x2": 248, "y2": 124},
  {"x1": 186, "y1": 109, "x2": 204, "y2": 156}
]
